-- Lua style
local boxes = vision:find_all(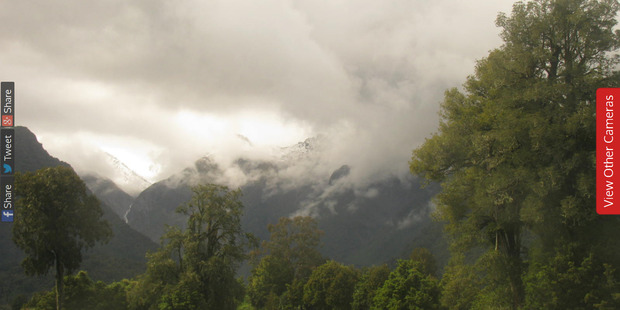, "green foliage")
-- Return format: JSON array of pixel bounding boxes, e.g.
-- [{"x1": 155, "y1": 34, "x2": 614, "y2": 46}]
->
[
  {"x1": 22, "y1": 271, "x2": 134, "y2": 310},
  {"x1": 247, "y1": 255, "x2": 293, "y2": 309},
  {"x1": 0, "y1": 130, "x2": 157, "y2": 304},
  {"x1": 438, "y1": 254, "x2": 481, "y2": 310},
  {"x1": 247, "y1": 216, "x2": 324, "y2": 309},
  {"x1": 128, "y1": 184, "x2": 253, "y2": 310},
  {"x1": 372, "y1": 259, "x2": 441, "y2": 310},
  {"x1": 278, "y1": 278, "x2": 305, "y2": 310},
  {"x1": 157, "y1": 271, "x2": 207, "y2": 310},
  {"x1": 23, "y1": 290, "x2": 56, "y2": 310},
  {"x1": 351, "y1": 265, "x2": 390, "y2": 310},
  {"x1": 411, "y1": 0, "x2": 620, "y2": 308},
  {"x1": 10, "y1": 295, "x2": 27, "y2": 310},
  {"x1": 14, "y1": 167, "x2": 112, "y2": 276},
  {"x1": 525, "y1": 245, "x2": 620, "y2": 309},
  {"x1": 409, "y1": 248, "x2": 438, "y2": 277},
  {"x1": 302, "y1": 260, "x2": 359, "y2": 310},
  {"x1": 236, "y1": 295, "x2": 256, "y2": 310},
  {"x1": 14, "y1": 166, "x2": 112, "y2": 310}
]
